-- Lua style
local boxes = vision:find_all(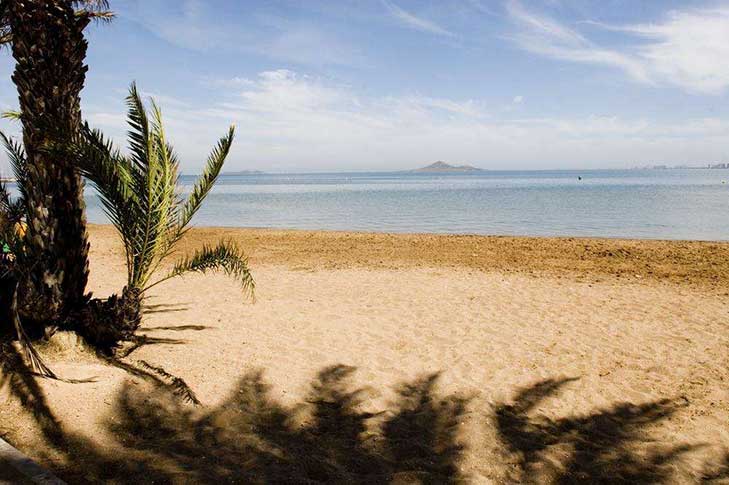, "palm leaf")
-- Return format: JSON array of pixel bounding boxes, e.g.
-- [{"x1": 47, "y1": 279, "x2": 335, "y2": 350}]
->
[
  {"x1": 125, "y1": 86, "x2": 165, "y2": 289},
  {"x1": 72, "y1": 0, "x2": 111, "y2": 8},
  {"x1": 147, "y1": 100, "x2": 180, "y2": 250},
  {"x1": 0, "y1": 131, "x2": 29, "y2": 267},
  {"x1": 73, "y1": 0, "x2": 114, "y2": 23},
  {"x1": 148, "y1": 240, "x2": 254, "y2": 297},
  {"x1": 77, "y1": 84, "x2": 254, "y2": 350},
  {"x1": 177, "y1": 125, "x2": 235, "y2": 233},
  {"x1": 0, "y1": 132, "x2": 53, "y2": 377},
  {"x1": 13, "y1": 310, "x2": 57, "y2": 379},
  {"x1": 0, "y1": 132, "x2": 30, "y2": 254},
  {"x1": 1, "y1": 110, "x2": 20, "y2": 120},
  {"x1": 125, "y1": 82, "x2": 152, "y2": 176},
  {"x1": 0, "y1": 182, "x2": 9, "y2": 212},
  {"x1": 74, "y1": 123, "x2": 139, "y2": 281},
  {"x1": 0, "y1": 131, "x2": 28, "y2": 194}
]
